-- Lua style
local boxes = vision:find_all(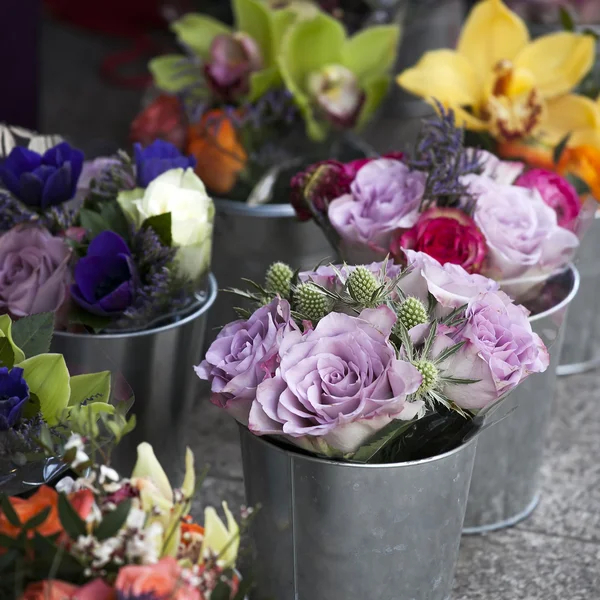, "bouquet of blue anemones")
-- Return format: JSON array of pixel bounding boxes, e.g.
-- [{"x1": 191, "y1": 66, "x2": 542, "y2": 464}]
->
[
  {"x1": 197, "y1": 252, "x2": 549, "y2": 463},
  {"x1": 0, "y1": 125, "x2": 214, "y2": 333},
  {"x1": 0, "y1": 310, "x2": 132, "y2": 495}
]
